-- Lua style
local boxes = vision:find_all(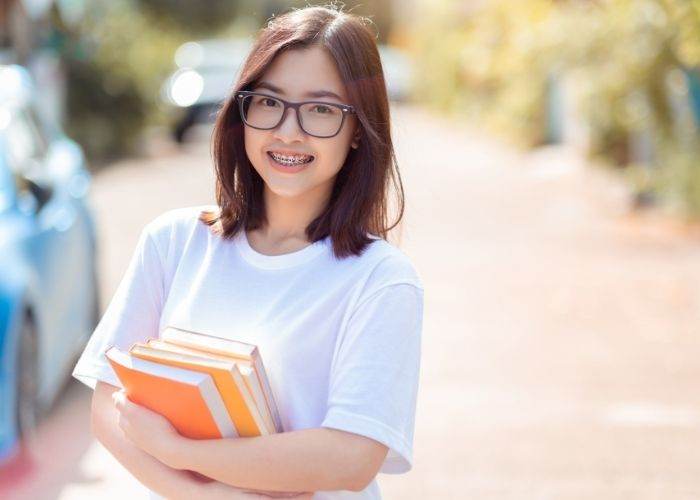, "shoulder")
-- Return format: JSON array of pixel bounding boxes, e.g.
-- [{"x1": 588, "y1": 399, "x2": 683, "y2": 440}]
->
[
  {"x1": 142, "y1": 204, "x2": 217, "y2": 242},
  {"x1": 138, "y1": 204, "x2": 218, "y2": 263},
  {"x1": 348, "y1": 236, "x2": 424, "y2": 296},
  {"x1": 341, "y1": 238, "x2": 424, "y2": 335}
]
